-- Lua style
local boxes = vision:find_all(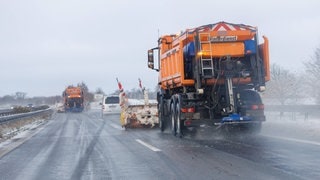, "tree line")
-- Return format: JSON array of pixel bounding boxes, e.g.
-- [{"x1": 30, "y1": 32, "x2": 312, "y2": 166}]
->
[
  {"x1": 263, "y1": 46, "x2": 320, "y2": 105},
  {"x1": 1, "y1": 47, "x2": 319, "y2": 106},
  {"x1": 0, "y1": 82, "x2": 94, "y2": 106},
  {"x1": 0, "y1": 81, "x2": 157, "y2": 107}
]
